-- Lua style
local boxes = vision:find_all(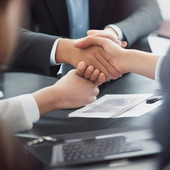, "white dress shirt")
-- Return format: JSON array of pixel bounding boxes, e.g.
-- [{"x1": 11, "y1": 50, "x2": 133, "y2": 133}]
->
[{"x1": 0, "y1": 94, "x2": 39, "y2": 132}]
